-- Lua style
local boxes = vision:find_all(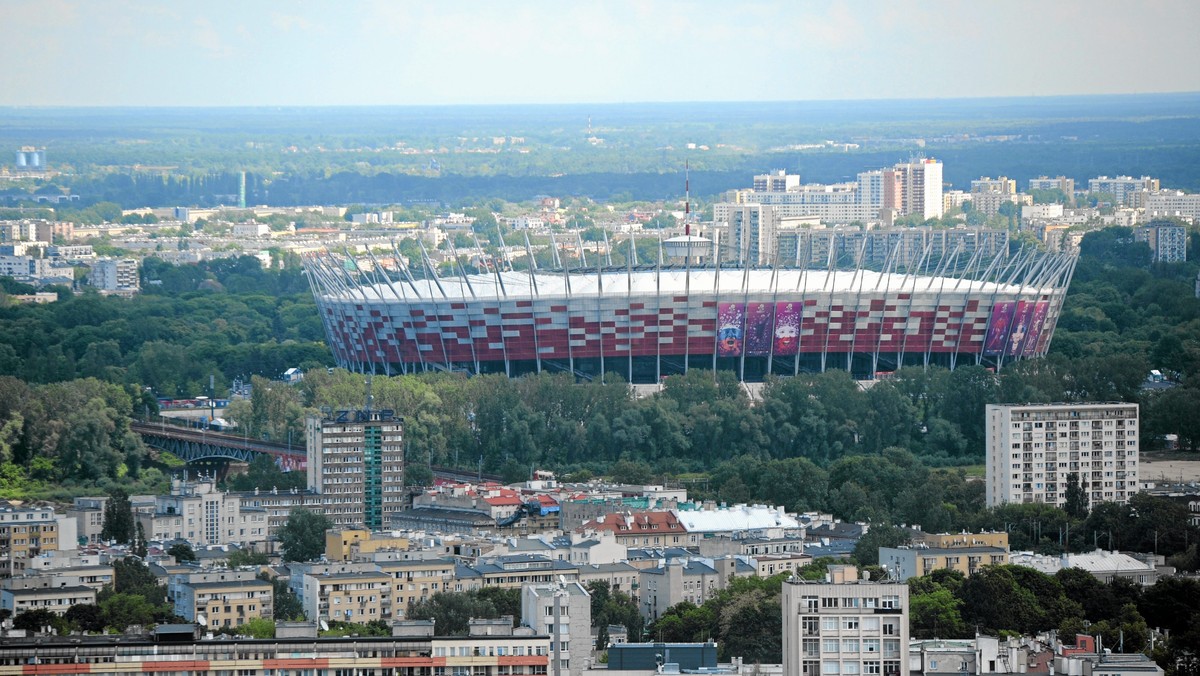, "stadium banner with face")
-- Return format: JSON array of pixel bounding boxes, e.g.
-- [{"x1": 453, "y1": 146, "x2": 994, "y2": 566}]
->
[
  {"x1": 773, "y1": 301, "x2": 801, "y2": 356},
  {"x1": 716, "y1": 302, "x2": 745, "y2": 357}
]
